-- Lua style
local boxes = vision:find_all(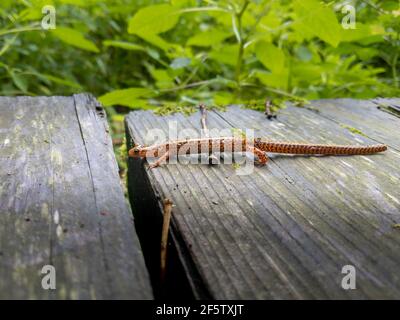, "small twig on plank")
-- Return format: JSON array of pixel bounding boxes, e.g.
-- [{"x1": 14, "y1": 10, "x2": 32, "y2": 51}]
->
[
  {"x1": 265, "y1": 99, "x2": 277, "y2": 120},
  {"x1": 160, "y1": 198, "x2": 173, "y2": 283},
  {"x1": 199, "y1": 103, "x2": 219, "y2": 165},
  {"x1": 199, "y1": 103, "x2": 209, "y2": 136}
]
